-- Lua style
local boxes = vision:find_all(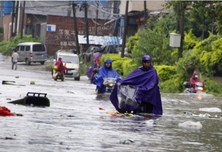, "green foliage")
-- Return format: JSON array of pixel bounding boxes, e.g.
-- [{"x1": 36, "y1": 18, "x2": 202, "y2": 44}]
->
[
  {"x1": 130, "y1": 28, "x2": 176, "y2": 67},
  {"x1": 115, "y1": 2, "x2": 222, "y2": 95},
  {"x1": 45, "y1": 64, "x2": 53, "y2": 71},
  {"x1": 100, "y1": 54, "x2": 121, "y2": 64},
  {"x1": 203, "y1": 77, "x2": 222, "y2": 96},
  {"x1": 127, "y1": 12, "x2": 178, "y2": 68},
  {"x1": 80, "y1": 62, "x2": 87, "y2": 76},
  {"x1": 100, "y1": 54, "x2": 133, "y2": 77},
  {"x1": 147, "y1": 11, "x2": 177, "y2": 35},
  {"x1": 176, "y1": 49, "x2": 199, "y2": 78},
  {"x1": 193, "y1": 34, "x2": 222, "y2": 76},
  {"x1": 0, "y1": 34, "x2": 41, "y2": 56},
  {"x1": 155, "y1": 65, "x2": 184, "y2": 93},
  {"x1": 126, "y1": 30, "x2": 140, "y2": 54},
  {"x1": 0, "y1": 27, "x2": 3, "y2": 41},
  {"x1": 183, "y1": 29, "x2": 201, "y2": 50},
  {"x1": 122, "y1": 59, "x2": 137, "y2": 77},
  {"x1": 215, "y1": 3, "x2": 222, "y2": 35},
  {"x1": 0, "y1": 27, "x2": 3, "y2": 33},
  {"x1": 159, "y1": 78, "x2": 182, "y2": 93},
  {"x1": 155, "y1": 65, "x2": 176, "y2": 82}
]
